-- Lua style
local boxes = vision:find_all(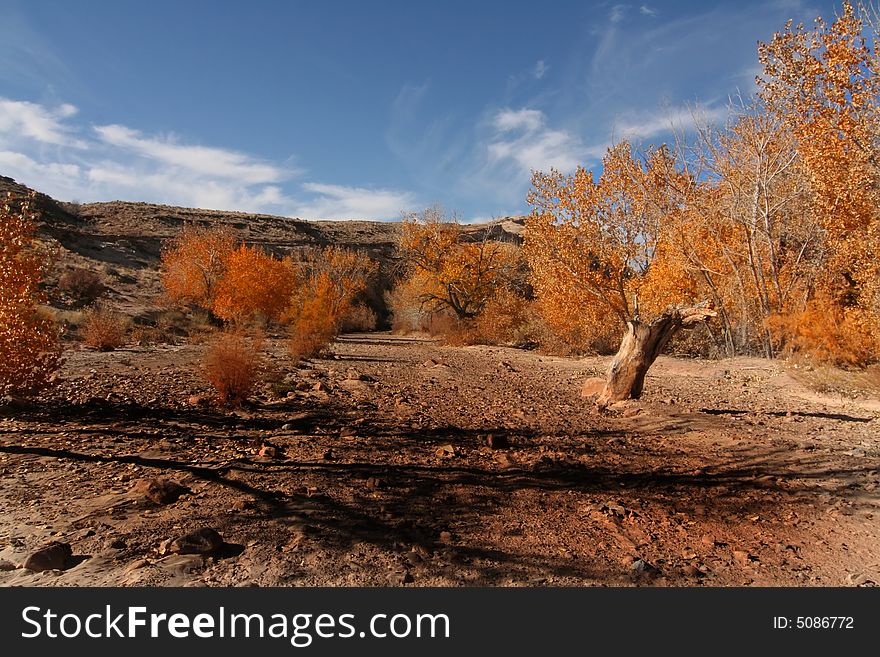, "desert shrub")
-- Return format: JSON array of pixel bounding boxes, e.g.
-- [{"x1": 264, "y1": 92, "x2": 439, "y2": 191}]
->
[
  {"x1": 58, "y1": 267, "x2": 104, "y2": 306},
  {"x1": 202, "y1": 331, "x2": 263, "y2": 405},
  {"x1": 0, "y1": 193, "x2": 61, "y2": 395},
  {"x1": 80, "y1": 306, "x2": 129, "y2": 351},
  {"x1": 339, "y1": 303, "x2": 378, "y2": 332},
  {"x1": 470, "y1": 288, "x2": 543, "y2": 347},
  {"x1": 767, "y1": 291, "x2": 878, "y2": 368}
]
